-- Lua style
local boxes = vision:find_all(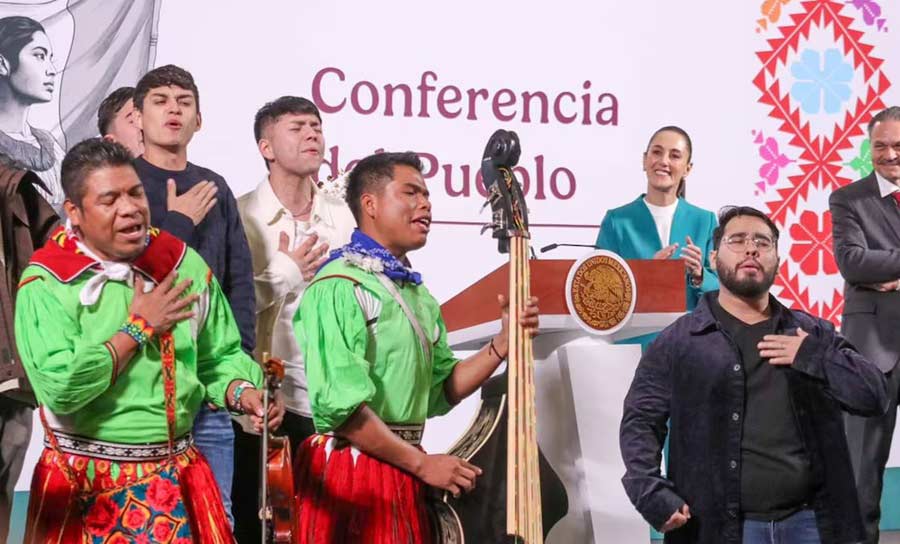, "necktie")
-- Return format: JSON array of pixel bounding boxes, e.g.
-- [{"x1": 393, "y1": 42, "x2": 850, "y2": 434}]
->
[{"x1": 893, "y1": 191, "x2": 900, "y2": 206}]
